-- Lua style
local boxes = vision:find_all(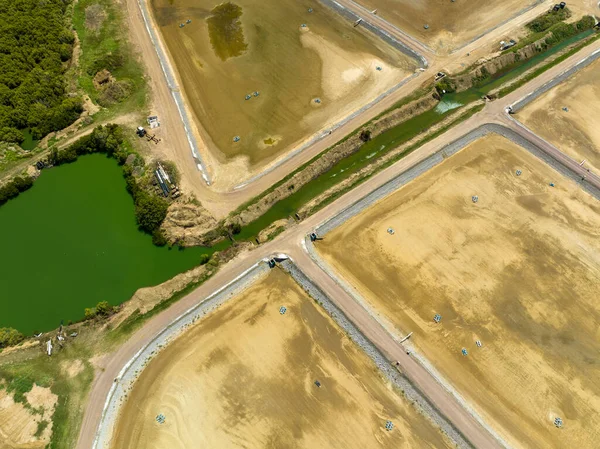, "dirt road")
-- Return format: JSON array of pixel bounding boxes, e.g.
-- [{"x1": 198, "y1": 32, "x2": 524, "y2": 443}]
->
[{"x1": 77, "y1": 36, "x2": 600, "y2": 449}]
